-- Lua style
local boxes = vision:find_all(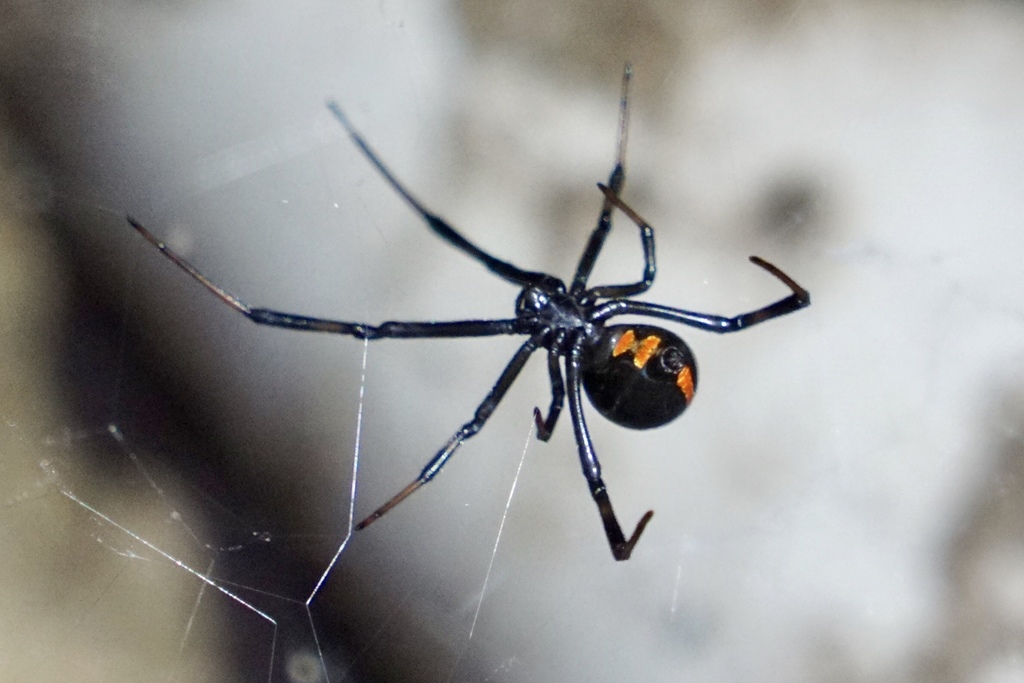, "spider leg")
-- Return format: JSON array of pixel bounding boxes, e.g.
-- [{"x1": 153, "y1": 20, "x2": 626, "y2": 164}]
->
[
  {"x1": 356, "y1": 334, "x2": 544, "y2": 530},
  {"x1": 590, "y1": 256, "x2": 810, "y2": 333},
  {"x1": 570, "y1": 64, "x2": 633, "y2": 295},
  {"x1": 127, "y1": 216, "x2": 523, "y2": 339},
  {"x1": 569, "y1": 182, "x2": 621, "y2": 296},
  {"x1": 248, "y1": 311, "x2": 521, "y2": 339},
  {"x1": 565, "y1": 340, "x2": 654, "y2": 561},
  {"x1": 581, "y1": 183, "x2": 656, "y2": 300},
  {"x1": 532, "y1": 348, "x2": 565, "y2": 441},
  {"x1": 326, "y1": 102, "x2": 559, "y2": 290}
]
